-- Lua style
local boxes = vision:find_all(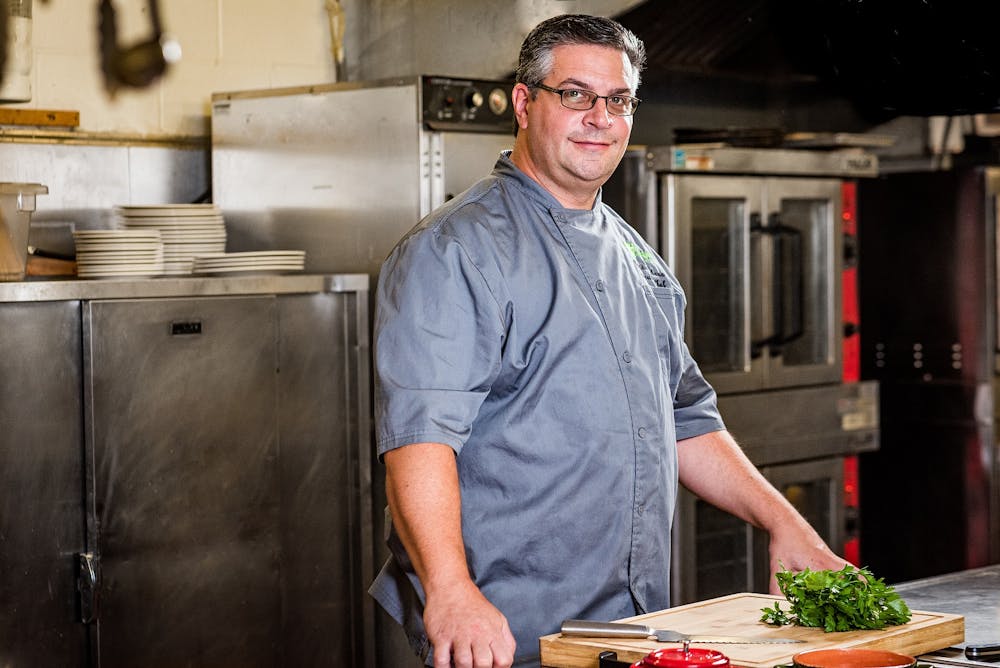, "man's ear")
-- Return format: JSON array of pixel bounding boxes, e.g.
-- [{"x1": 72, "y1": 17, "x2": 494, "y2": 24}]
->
[{"x1": 511, "y1": 83, "x2": 532, "y2": 132}]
